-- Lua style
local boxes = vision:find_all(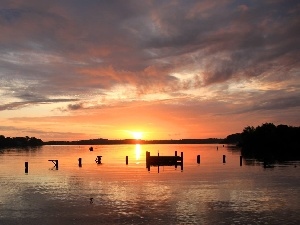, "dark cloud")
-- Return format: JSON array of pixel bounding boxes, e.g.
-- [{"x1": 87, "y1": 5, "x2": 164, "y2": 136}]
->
[
  {"x1": 0, "y1": 0, "x2": 299, "y2": 114},
  {"x1": 0, "y1": 97, "x2": 79, "y2": 111},
  {"x1": 216, "y1": 90, "x2": 300, "y2": 116},
  {"x1": 67, "y1": 103, "x2": 83, "y2": 111},
  {"x1": 247, "y1": 95, "x2": 300, "y2": 112}
]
